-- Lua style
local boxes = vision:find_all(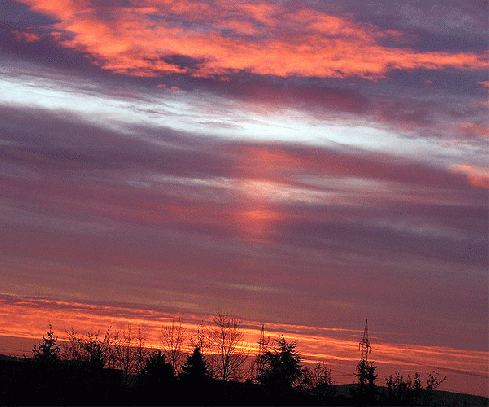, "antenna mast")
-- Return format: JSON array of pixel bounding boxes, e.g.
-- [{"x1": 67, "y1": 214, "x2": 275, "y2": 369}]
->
[
  {"x1": 258, "y1": 324, "x2": 267, "y2": 354},
  {"x1": 359, "y1": 319, "x2": 371, "y2": 361},
  {"x1": 254, "y1": 324, "x2": 268, "y2": 379}
]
